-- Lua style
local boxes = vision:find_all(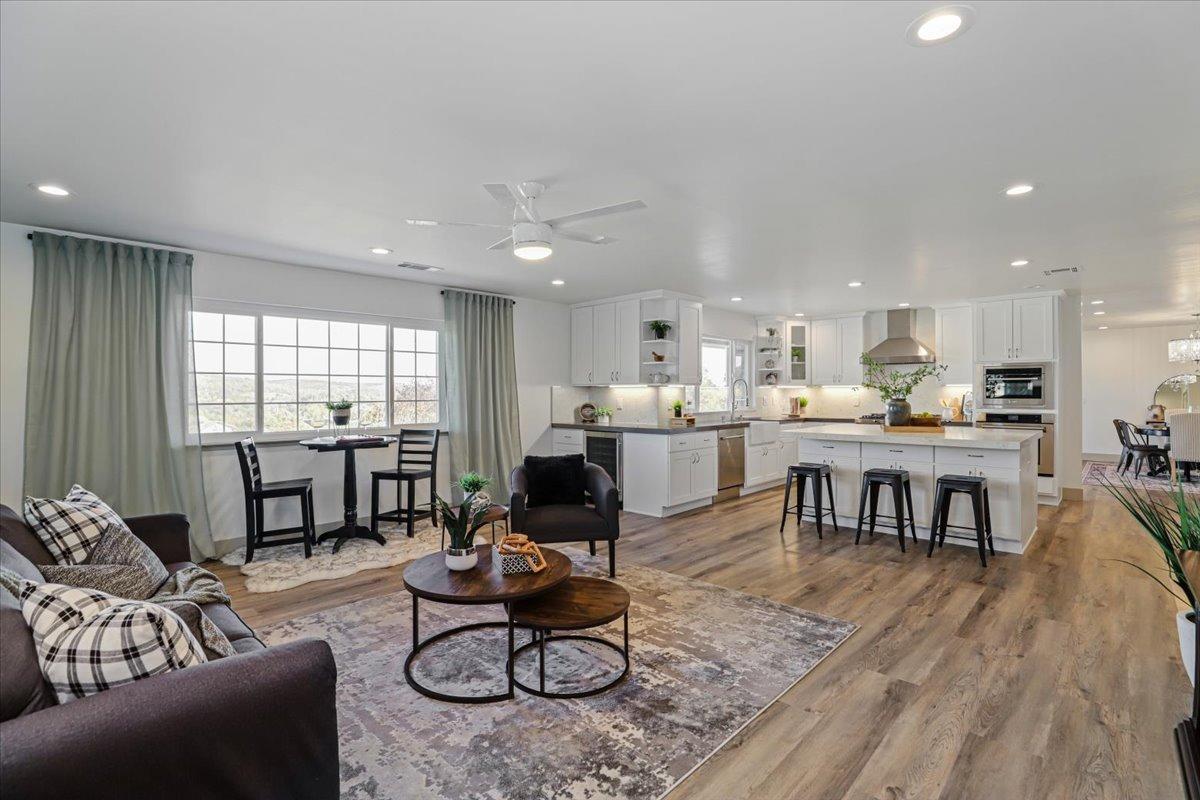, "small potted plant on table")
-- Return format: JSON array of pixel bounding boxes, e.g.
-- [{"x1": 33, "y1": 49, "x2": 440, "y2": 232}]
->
[
  {"x1": 594, "y1": 406, "x2": 614, "y2": 425},
  {"x1": 434, "y1": 491, "x2": 490, "y2": 571},
  {"x1": 458, "y1": 471, "x2": 492, "y2": 509},
  {"x1": 326, "y1": 399, "x2": 353, "y2": 427}
]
